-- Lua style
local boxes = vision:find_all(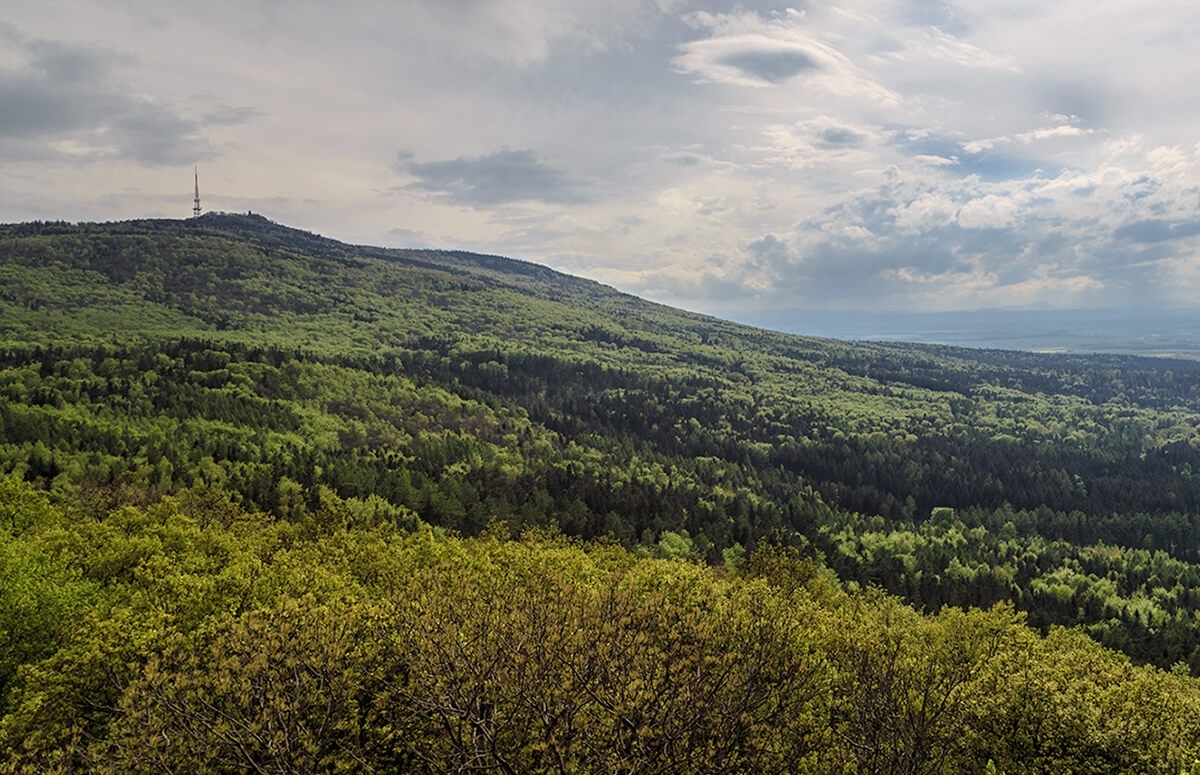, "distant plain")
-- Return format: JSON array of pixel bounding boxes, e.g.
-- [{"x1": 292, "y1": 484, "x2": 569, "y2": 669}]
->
[{"x1": 744, "y1": 307, "x2": 1200, "y2": 359}]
